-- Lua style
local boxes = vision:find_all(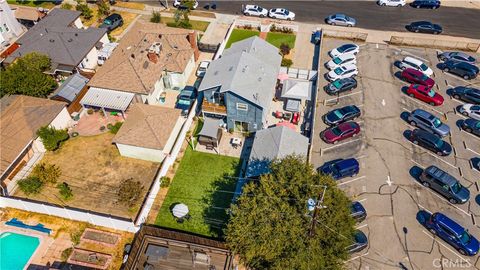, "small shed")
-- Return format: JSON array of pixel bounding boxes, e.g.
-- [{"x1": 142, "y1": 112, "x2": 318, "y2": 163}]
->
[
  {"x1": 197, "y1": 117, "x2": 223, "y2": 148},
  {"x1": 281, "y1": 79, "x2": 312, "y2": 101},
  {"x1": 50, "y1": 73, "x2": 89, "y2": 114}
]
